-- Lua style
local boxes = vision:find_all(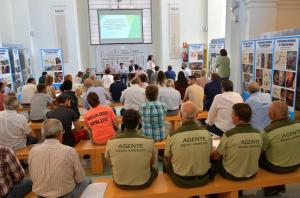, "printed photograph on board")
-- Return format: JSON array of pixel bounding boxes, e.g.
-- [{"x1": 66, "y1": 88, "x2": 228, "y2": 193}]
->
[
  {"x1": 286, "y1": 51, "x2": 297, "y2": 71},
  {"x1": 285, "y1": 71, "x2": 296, "y2": 89}
]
